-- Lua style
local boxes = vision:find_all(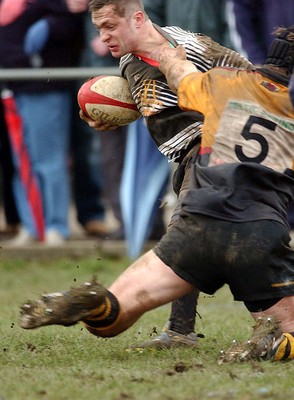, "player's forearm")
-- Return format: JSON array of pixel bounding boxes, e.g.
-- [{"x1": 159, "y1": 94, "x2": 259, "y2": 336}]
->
[
  {"x1": 158, "y1": 46, "x2": 198, "y2": 92},
  {"x1": 164, "y1": 60, "x2": 198, "y2": 93}
]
